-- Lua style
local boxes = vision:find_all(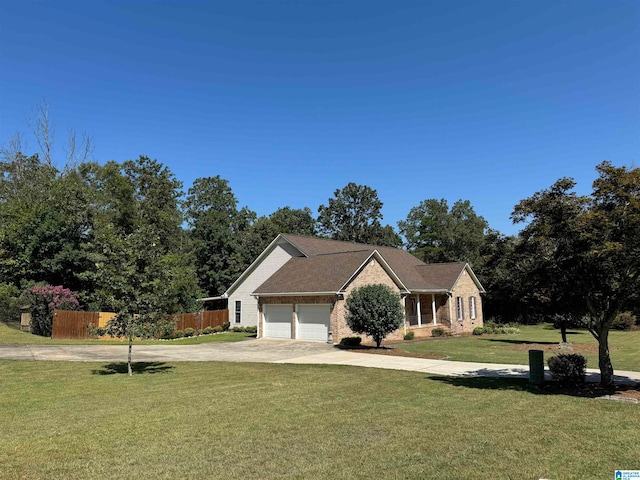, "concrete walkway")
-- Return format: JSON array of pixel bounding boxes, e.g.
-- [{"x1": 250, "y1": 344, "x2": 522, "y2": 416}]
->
[{"x1": 1, "y1": 339, "x2": 639, "y2": 385}]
